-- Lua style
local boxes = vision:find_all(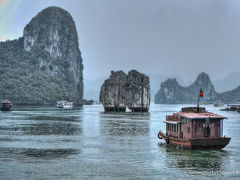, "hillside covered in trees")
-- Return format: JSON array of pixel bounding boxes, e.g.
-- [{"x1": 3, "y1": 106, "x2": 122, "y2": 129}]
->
[{"x1": 0, "y1": 7, "x2": 83, "y2": 105}]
